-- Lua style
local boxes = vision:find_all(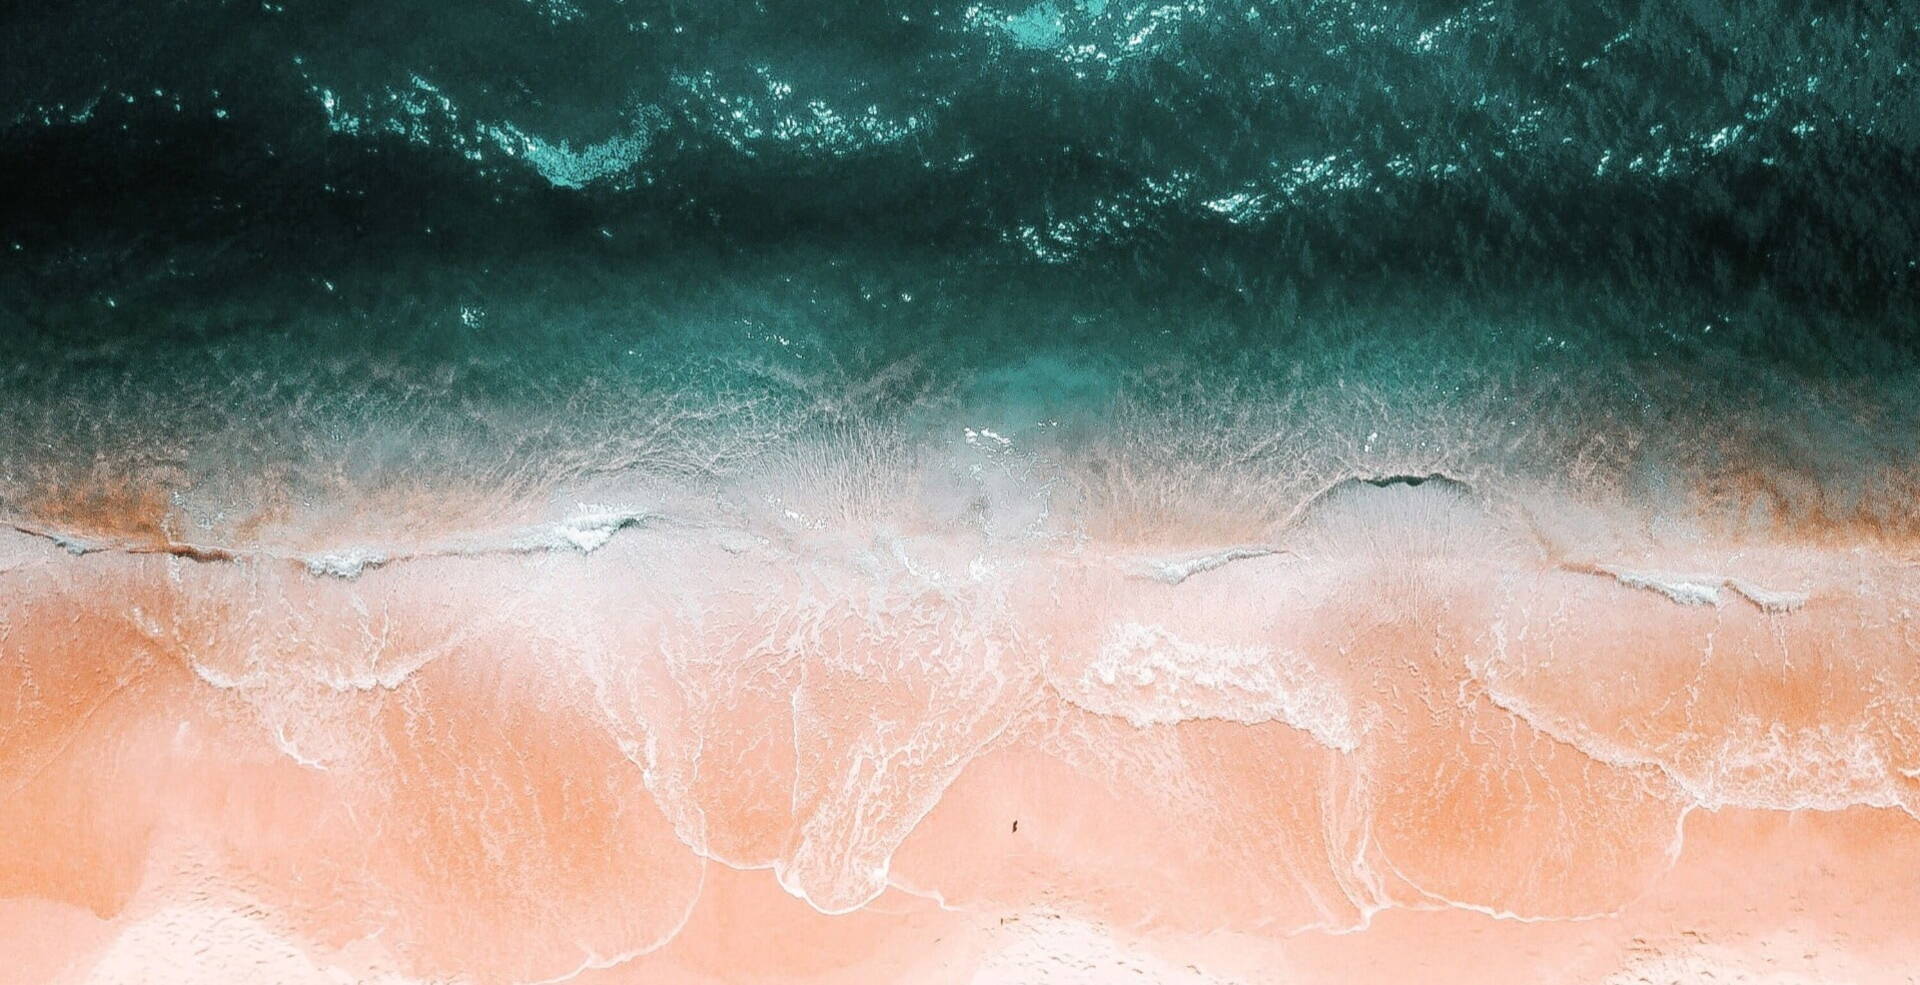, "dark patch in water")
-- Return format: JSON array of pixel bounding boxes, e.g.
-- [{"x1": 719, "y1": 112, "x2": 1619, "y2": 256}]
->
[
  {"x1": 0, "y1": 0, "x2": 1915, "y2": 371},
  {"x1": 1362, "y1": 474, "x2": 1446, "y2": 489}
]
